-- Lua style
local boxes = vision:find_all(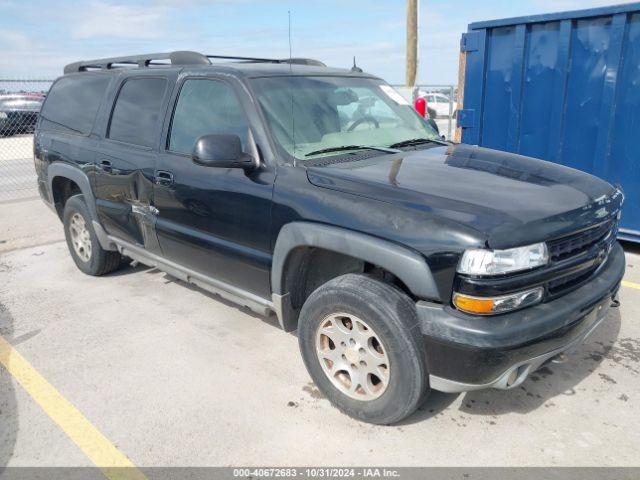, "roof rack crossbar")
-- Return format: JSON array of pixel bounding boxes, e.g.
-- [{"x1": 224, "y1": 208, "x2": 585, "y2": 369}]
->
[
  {"x1": 206, "y1": 55, "x2": 326, "y2": 66},
  {"x1": 64, "y1": 51, "x2": 326, "y2": 74},
  {"x1": 207, "y1": 55, "x2": 281, "y2": 63}
]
